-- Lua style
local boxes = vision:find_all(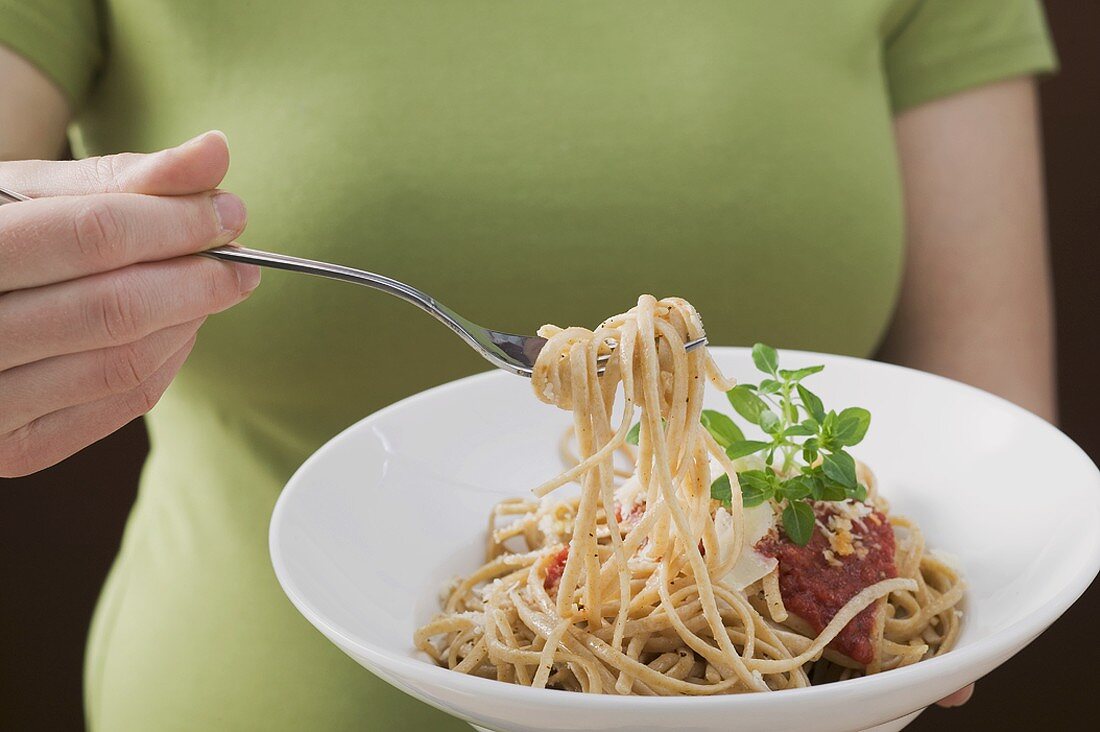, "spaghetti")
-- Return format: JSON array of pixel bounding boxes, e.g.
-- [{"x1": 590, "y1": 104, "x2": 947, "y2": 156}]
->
[{"x1": 415, "y1": 295, "x2": 963, "y2": 694}]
